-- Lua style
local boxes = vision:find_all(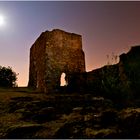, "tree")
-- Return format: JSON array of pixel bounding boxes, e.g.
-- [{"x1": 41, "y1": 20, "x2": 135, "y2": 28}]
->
[{"x1": 0, "y1": 66, "x2": 18, "y2": 87}]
